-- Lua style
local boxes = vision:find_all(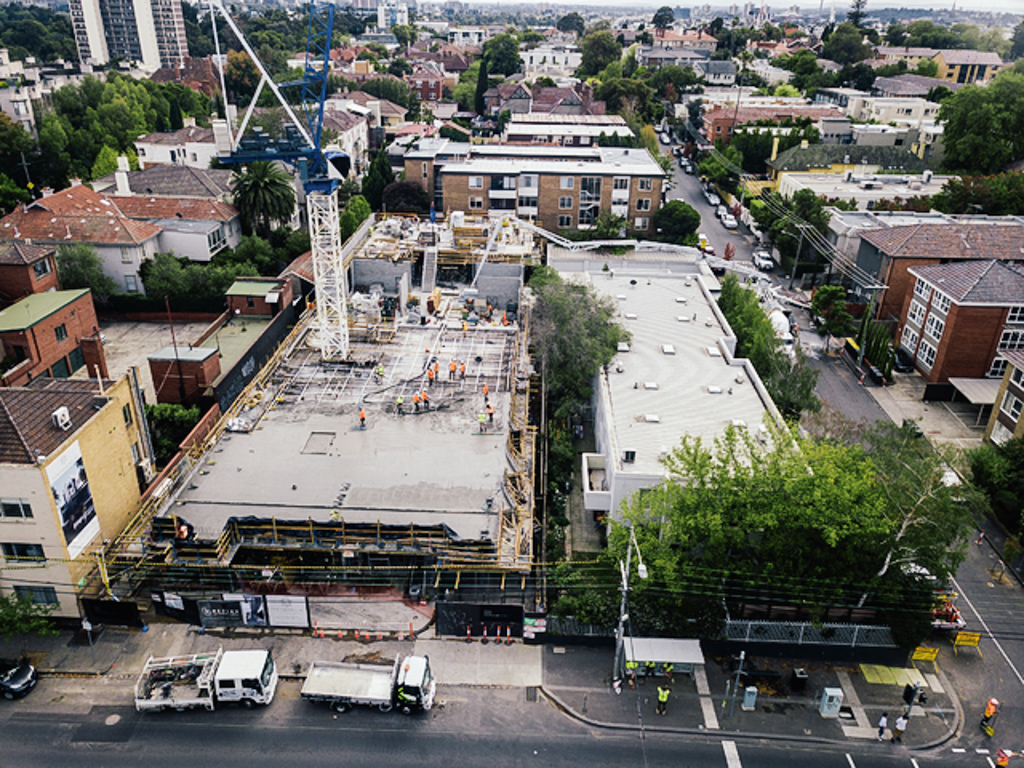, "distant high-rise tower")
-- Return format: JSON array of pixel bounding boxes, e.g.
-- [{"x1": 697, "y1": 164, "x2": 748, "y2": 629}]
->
[{"x1": 69, "y1": 0, "x2": 188, "y2": 69}]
